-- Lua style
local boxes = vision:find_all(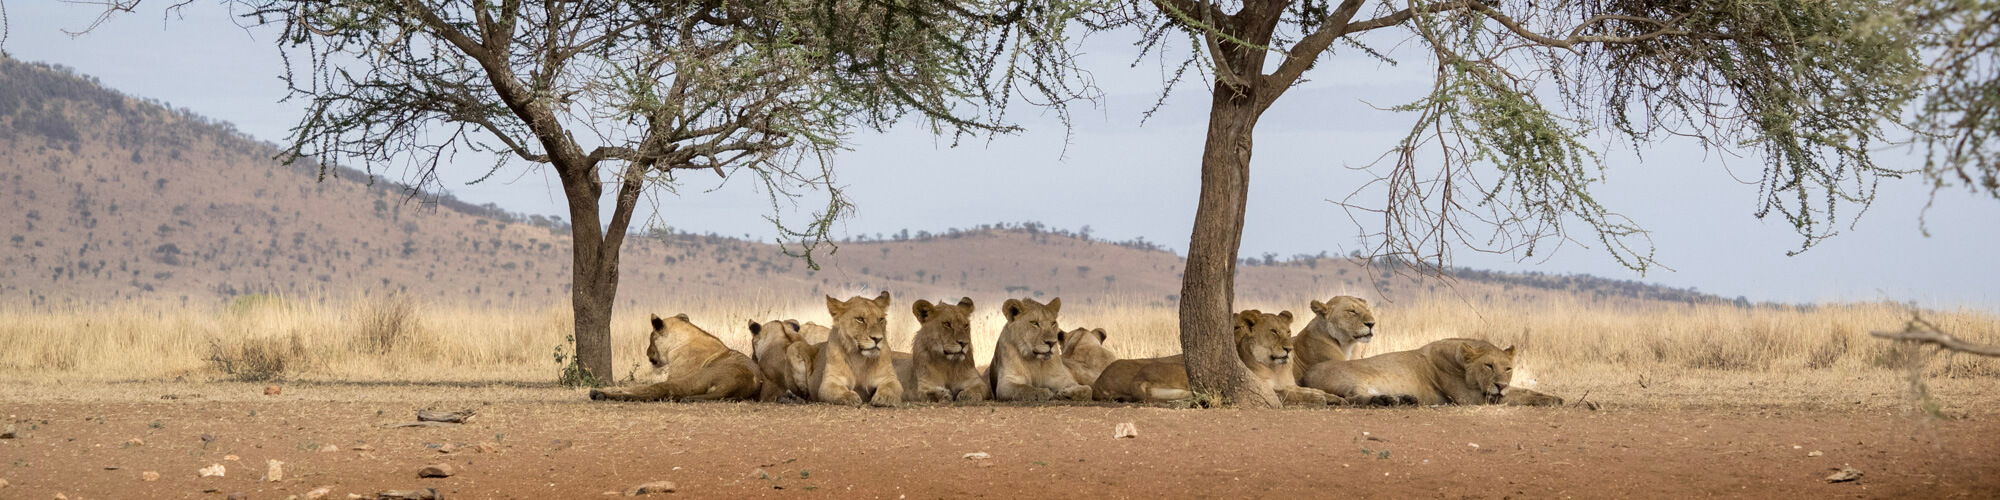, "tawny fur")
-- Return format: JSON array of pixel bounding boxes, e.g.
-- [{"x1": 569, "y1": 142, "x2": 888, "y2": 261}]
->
[
  {"x1": 1060, "y1": 327, "x2": 1119, "y2": 387},
  {"x1": 988, "y1": 298, "x2": 1092, "y2": 401},
  {"x1": 809, "y1": 292, "x2": 903, "y2": 406},
  {"x1": 892, "y1": 298, "x2": 991, "y2": 402},
  {"x1": 1292, "y1": 296, "x2": 1376, "y2": 381},
  {"x1": 1091, "y1": 310, "x2": 1334, "y2": 405},
  {"x1": 589, "y1": 314, "x2": 761, "y2": 402},
  {"x1": 1304, "y1": 338, "x2": 1547, "y2": 406}
]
